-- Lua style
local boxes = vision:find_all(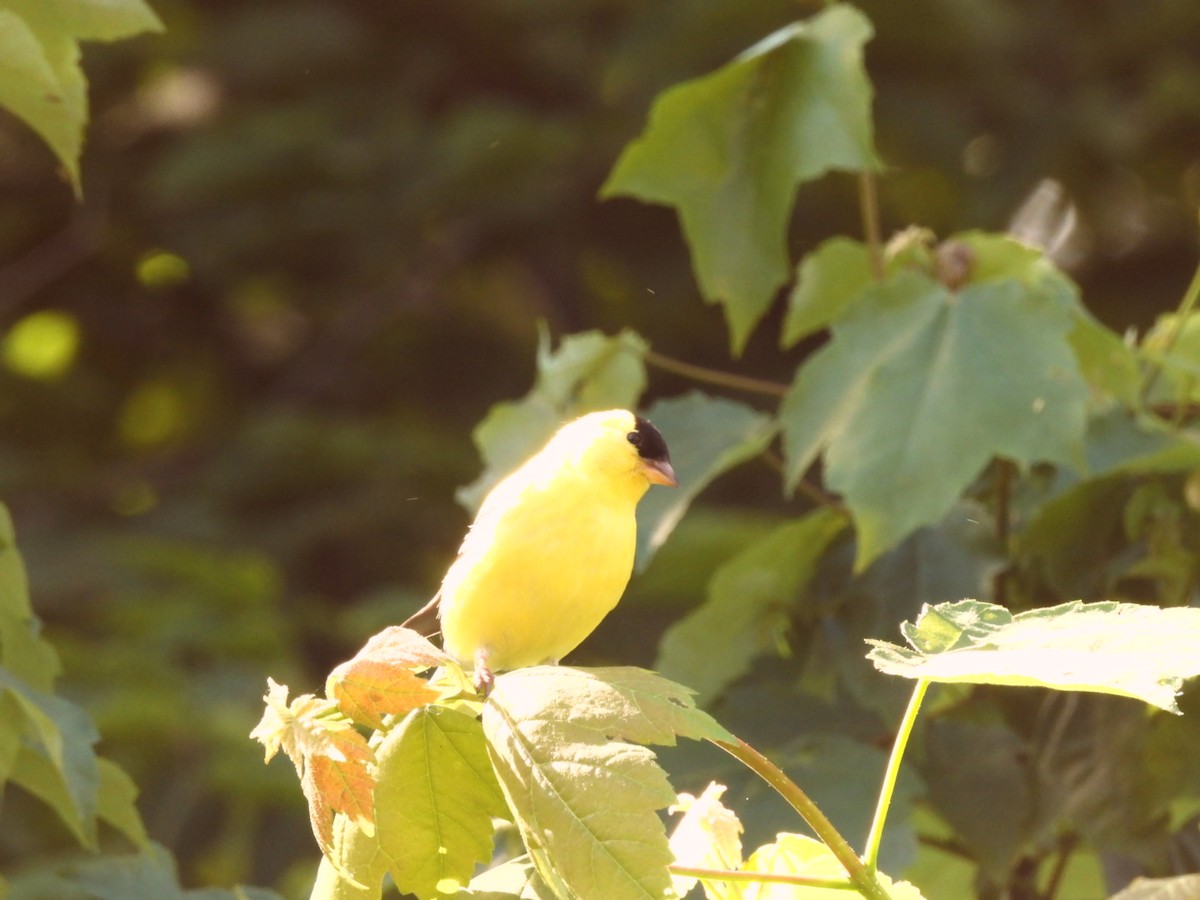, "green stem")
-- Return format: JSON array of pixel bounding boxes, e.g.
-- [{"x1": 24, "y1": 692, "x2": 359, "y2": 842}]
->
[
  {"x1": 858, "y1": 171, "x2": 885, "y2": 280},
  {"x1": 643, "y1": 349, "x2": 789, "y2": 398},
  {"x1": 670, "y1": 864, "x2": 858, "y2": 890},
  {"x1": 714, "y1": 738, "x2": 892, "y2": 900},
  {"x1": 1141, "y1": 247, "x2": 1200, "y2": 403},
  {"x1": 862, "y1": 679, "x2": 930, "y2": 874}
]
